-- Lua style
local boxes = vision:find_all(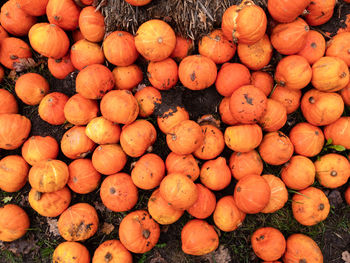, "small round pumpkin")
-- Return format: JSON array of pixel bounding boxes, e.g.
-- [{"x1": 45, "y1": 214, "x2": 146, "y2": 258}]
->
[
  {"x1": 85, "y1": 117, "x2": 121, "y2": 145},
  {"x1": 0, "y1": 89, "x2": 18, "y2": 114},
  {"x1": 0, "y1": 155, "x2": 29, "y2": 193},
  {"x1": 100, "y1": 173, "x2": 138, "y2": 212},
  {"x1": 305, "y1": 0, "x2": 336, "y2": 26},
  {"x1": 47, "y1": 55, "x2": 75, "y2": 80},
  {"x1": 147, "y1": 58, "x2": 178, "y2": 90},
  {"x1": 79, "y1": 6, "x2": 105, "y2": 42},
  {"x1": 92, "y1": 240, "x2": 132, "y2": 263},
  {"x1": 165, "y1": 152, "x2": 200, "y2": 181},
  {"x1": 267, "y1": 0, "x2": 311, "y2": 23},
  {"x1": 124, "y1": 0, "x2": 151, "y2": 6},
  {"x1": 28, "y1": 187, "x2": 71, "y2": 217},
  {"x1": 119, "y1": 211, "x2": 160, "y2": 255},
  {"x1": 270, "y1": 86, "x2": 302, "y2": 114},
  {"x1": 0, "y1": 204, "x2": 30, "y2": 242},
  {"x1": 135, "y1": 19, "x2": 176, "y2": 61},
  {"x1": 0, "y1": 37, "x2": 32, "y2": 69},
  {"x1": 258, "y1": 99, "x2": 287, "y2": 132},
  {"x1": 261, "y1": 174, "x2": 288, "y2": 214},
  {"x1": 292, "y1": 187, "x2": 330, "y2": 226},
  {"x1": 46, "y1": 0, "x2": 80, "y2": 31},
  {"x1": 326, "y1": 32, "x2": 350, "y2": 66},
  {"x1": 251, "y1": 71, "x2": 274, "y2": 96},
  {"x1": 229, "y1": 150, "x2": 263, "y2": 180},
  {"x1": 16, "y1": 0, "x2": 48, "y2": 16},
  {"x1": 324, "y1": 117, "x2": 350, "y2": 149},
  {"x1": 113, "y1": 64, "x2": 143, "y2": 90},
  {"x1": 200, "y1": 157, "x2": 232, "y2": 191},
  {"x1": 219, "y1": 97, "x2": 239, "y2": 125},
  {"x1": 170, "y1": 35, "x2": 194, "y2": 61},
  {"x1": 0, "y1": 114, "x2": 31, "y2": 150},
  {"x1": 157, "y1": 106, "x2": 189, "y2": 134},
  {"x1": 58, "y1": 203, "x2": 99, "y2": 241},
  {"x1": 53, "y1": 242, "x2": 90, "y2": 263},
  {"x1": 92, "y1": 144, "x2": 127, "y2": 175},
  {"x1": 181, "y1": 219, "x2": 219, "y2": 256},
  {"x1": 186, "y1": 184, "x2": 216, "y2": 219},
  {"x1": 297, "y1": 30, "x2": 326, "y2": 65},
  {"x1": 38, "y1": 92, "x2": 69, "y2": 125},
  {"x1": 70, "y1": 39, "x2": 105, "y2": 71},
  {"x1": 135, "y1": 86, "x2": 162, "y2": 117}
]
